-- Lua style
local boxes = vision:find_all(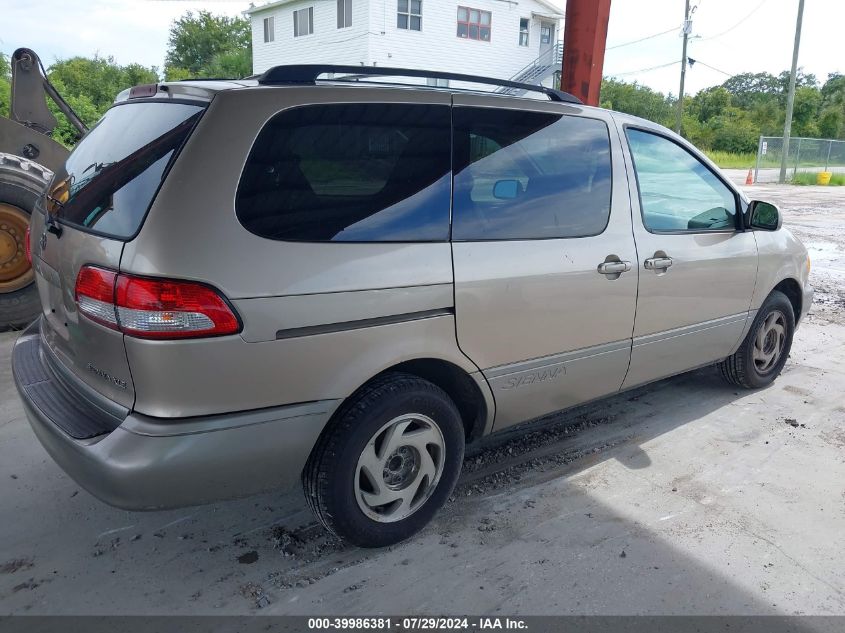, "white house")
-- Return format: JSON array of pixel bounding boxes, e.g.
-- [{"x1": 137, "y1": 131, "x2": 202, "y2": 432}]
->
[{"x1": 246, "y1": 0, "x2": 564, "y2": 89}]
